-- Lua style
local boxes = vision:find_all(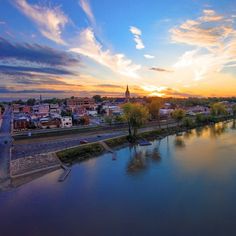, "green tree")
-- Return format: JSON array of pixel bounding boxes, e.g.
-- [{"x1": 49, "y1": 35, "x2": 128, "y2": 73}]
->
[
  {"x1": 26, "y1": 98, "x2": 36, "y2": 106},
  {"x1": 122, "y1": 103, "x2": 149, "y2": 139},
  {"x1": 232, "y1": 104, "x2": 236, "y2": 118},
  {"x1": 182, "y1": 117, "x2": 194, "y2": 128},
  {"x1": 93, "y1": 95, "x2": 103, "y2": 103},
  {"x1": 148, "y1": 99, "x2": 162, "y2": 128},
  {"x1": 122, "y1": 103, "x2": 133, "y2": 136},
  {"x1": 114, "y1": 115, "x2": 125, "y2": 123},
  {"x1": 171, "y1": 109, "x2": 186, "y2": 126},
  {"x1": 210, "y1": 103, "x2": 227, "y2": 116},
  {"x1": 104, "y1": 116, "x2": 113, "y2": 126},
  {"x1": 61, "y1": 110, "x2": 72, "y2": 117}
]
